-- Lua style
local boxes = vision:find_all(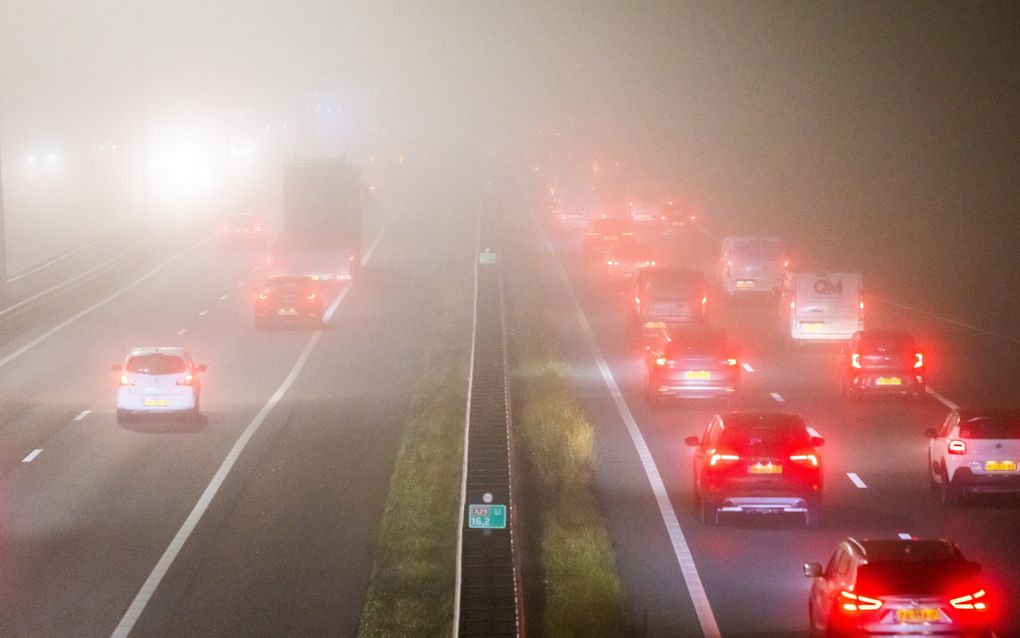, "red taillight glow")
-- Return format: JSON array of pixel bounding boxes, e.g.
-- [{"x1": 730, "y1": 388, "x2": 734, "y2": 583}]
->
[
  {"x1": 254, "y1": 225, "x2": 262, "y2": 232},
  {"x1": 702, "y1": 296, "x2": 708, "y2": 305},
  {"x1": 725, "y1": 358, "x2": 738, "y2": 366},
  {"x1": 790, "y1": 299, "x2": 796, "y2": 310},
  {"x1": 859, "y1": 300, "x2": 864, "y2": 311},
  {"x1": 948, "y1": 439, "x2": 967, "y2": 454},
  {"x1": 258, "y1": 292, "x2": 268, "y2": 300},
  {"x1": 177, "y1": 373, "x2": 194, "y2": 387},
  {"x1": 839, "y1": 590, "x2": 883, "y2": 612},
  {"x1": 119, "y1": 374, "x2": 132, "y2": 386},
  {"x1": 914, "y1": 353, "x2": 924, "y2": 368},
  {"x1": 655, "y1": 356, "x2": 667, "y2": 366},
  {"x1": 607, "y1": 259, "x2": 619, "y2": 266},
  {"x1": 851, "y1": 353, "x2": 861, "y2": 368},
  {"x1": 708, "y1": 452, "x2": 740, "y2": 467},
  {"x1": 950, "y1": 588, "x2": 987, "y2": 610},
  {"x1": 307, "y1": 292, "x2": 317, "y2": 300},
  {"x1": 789, "y1": 452, "x2": 819, "y2": 467}
]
